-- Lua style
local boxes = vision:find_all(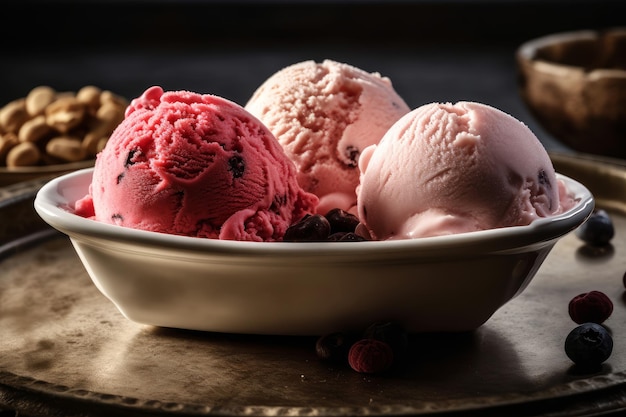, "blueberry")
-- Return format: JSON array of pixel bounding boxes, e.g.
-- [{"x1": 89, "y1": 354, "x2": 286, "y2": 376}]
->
[
  {"x1": 363, "y1": 321, "x2": 409, "y2": 360},
  {"x1": 575, "y1": 210, "x2": 615, "y2": 246},
  {"x1": 564, "y1": 323, "x2": 613, "y2": 368},
  {"x1": 315, "y1": 332, "x2": 356, "y2": 362},
  {"x1": 325, "y1": 208, "x2": 360, "y2": 234},
  {"x1": 283, "y1": 214, "x2": 331, "y2": 242}
]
